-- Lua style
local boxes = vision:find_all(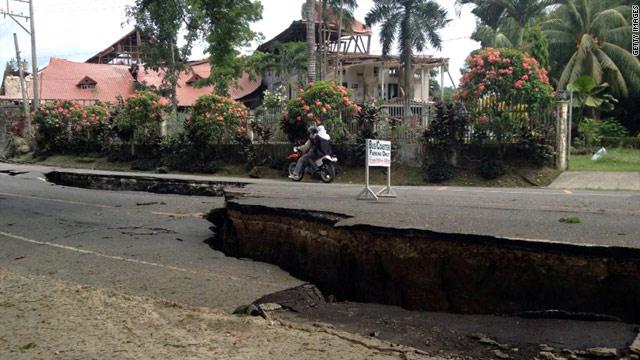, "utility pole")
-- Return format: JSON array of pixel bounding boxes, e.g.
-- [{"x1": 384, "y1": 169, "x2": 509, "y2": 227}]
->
[
  {"x1": 28, "y1": 0, "x2": 39, "y2": 109},
  {"x1": 13, "y1": 33, "x2": 32, "y2": 139},
  {"x1": 2, "y1": 0, "x2": 40, "y2": 110}
]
